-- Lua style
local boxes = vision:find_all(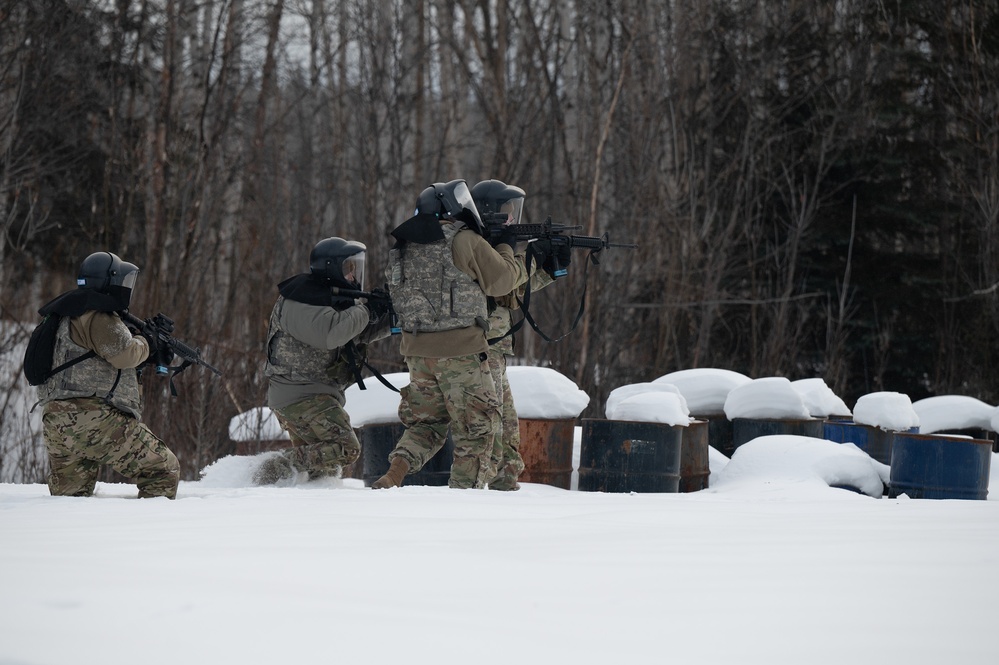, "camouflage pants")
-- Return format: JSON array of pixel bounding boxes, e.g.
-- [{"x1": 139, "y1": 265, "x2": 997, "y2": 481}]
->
[
  {"x1": 271, "y1": 393, "x2": 360, "y2": 479},
  {"x1": 393, "y1": 353, "x2": 501, "y2": 489},
  {"x1": 486, "y1": 348, "x2": 525, "y2": 490},
  {"x1": 42, "y1": 398, "x2": 180, "y2": 499}
]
